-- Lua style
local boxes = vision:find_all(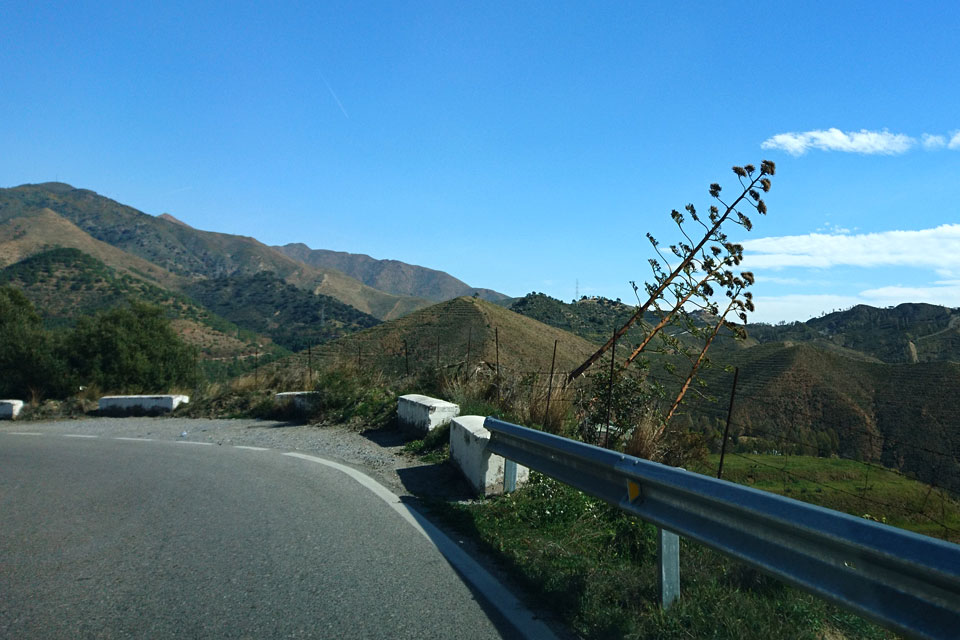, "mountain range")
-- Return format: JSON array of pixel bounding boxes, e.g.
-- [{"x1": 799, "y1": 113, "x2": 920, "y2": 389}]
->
[
  {"x1": 0, "y1": 182, "x2": 504, "y2": 355},
  {"x1": 275, "y1": 243, "x2": 508, "y2": 303}
]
